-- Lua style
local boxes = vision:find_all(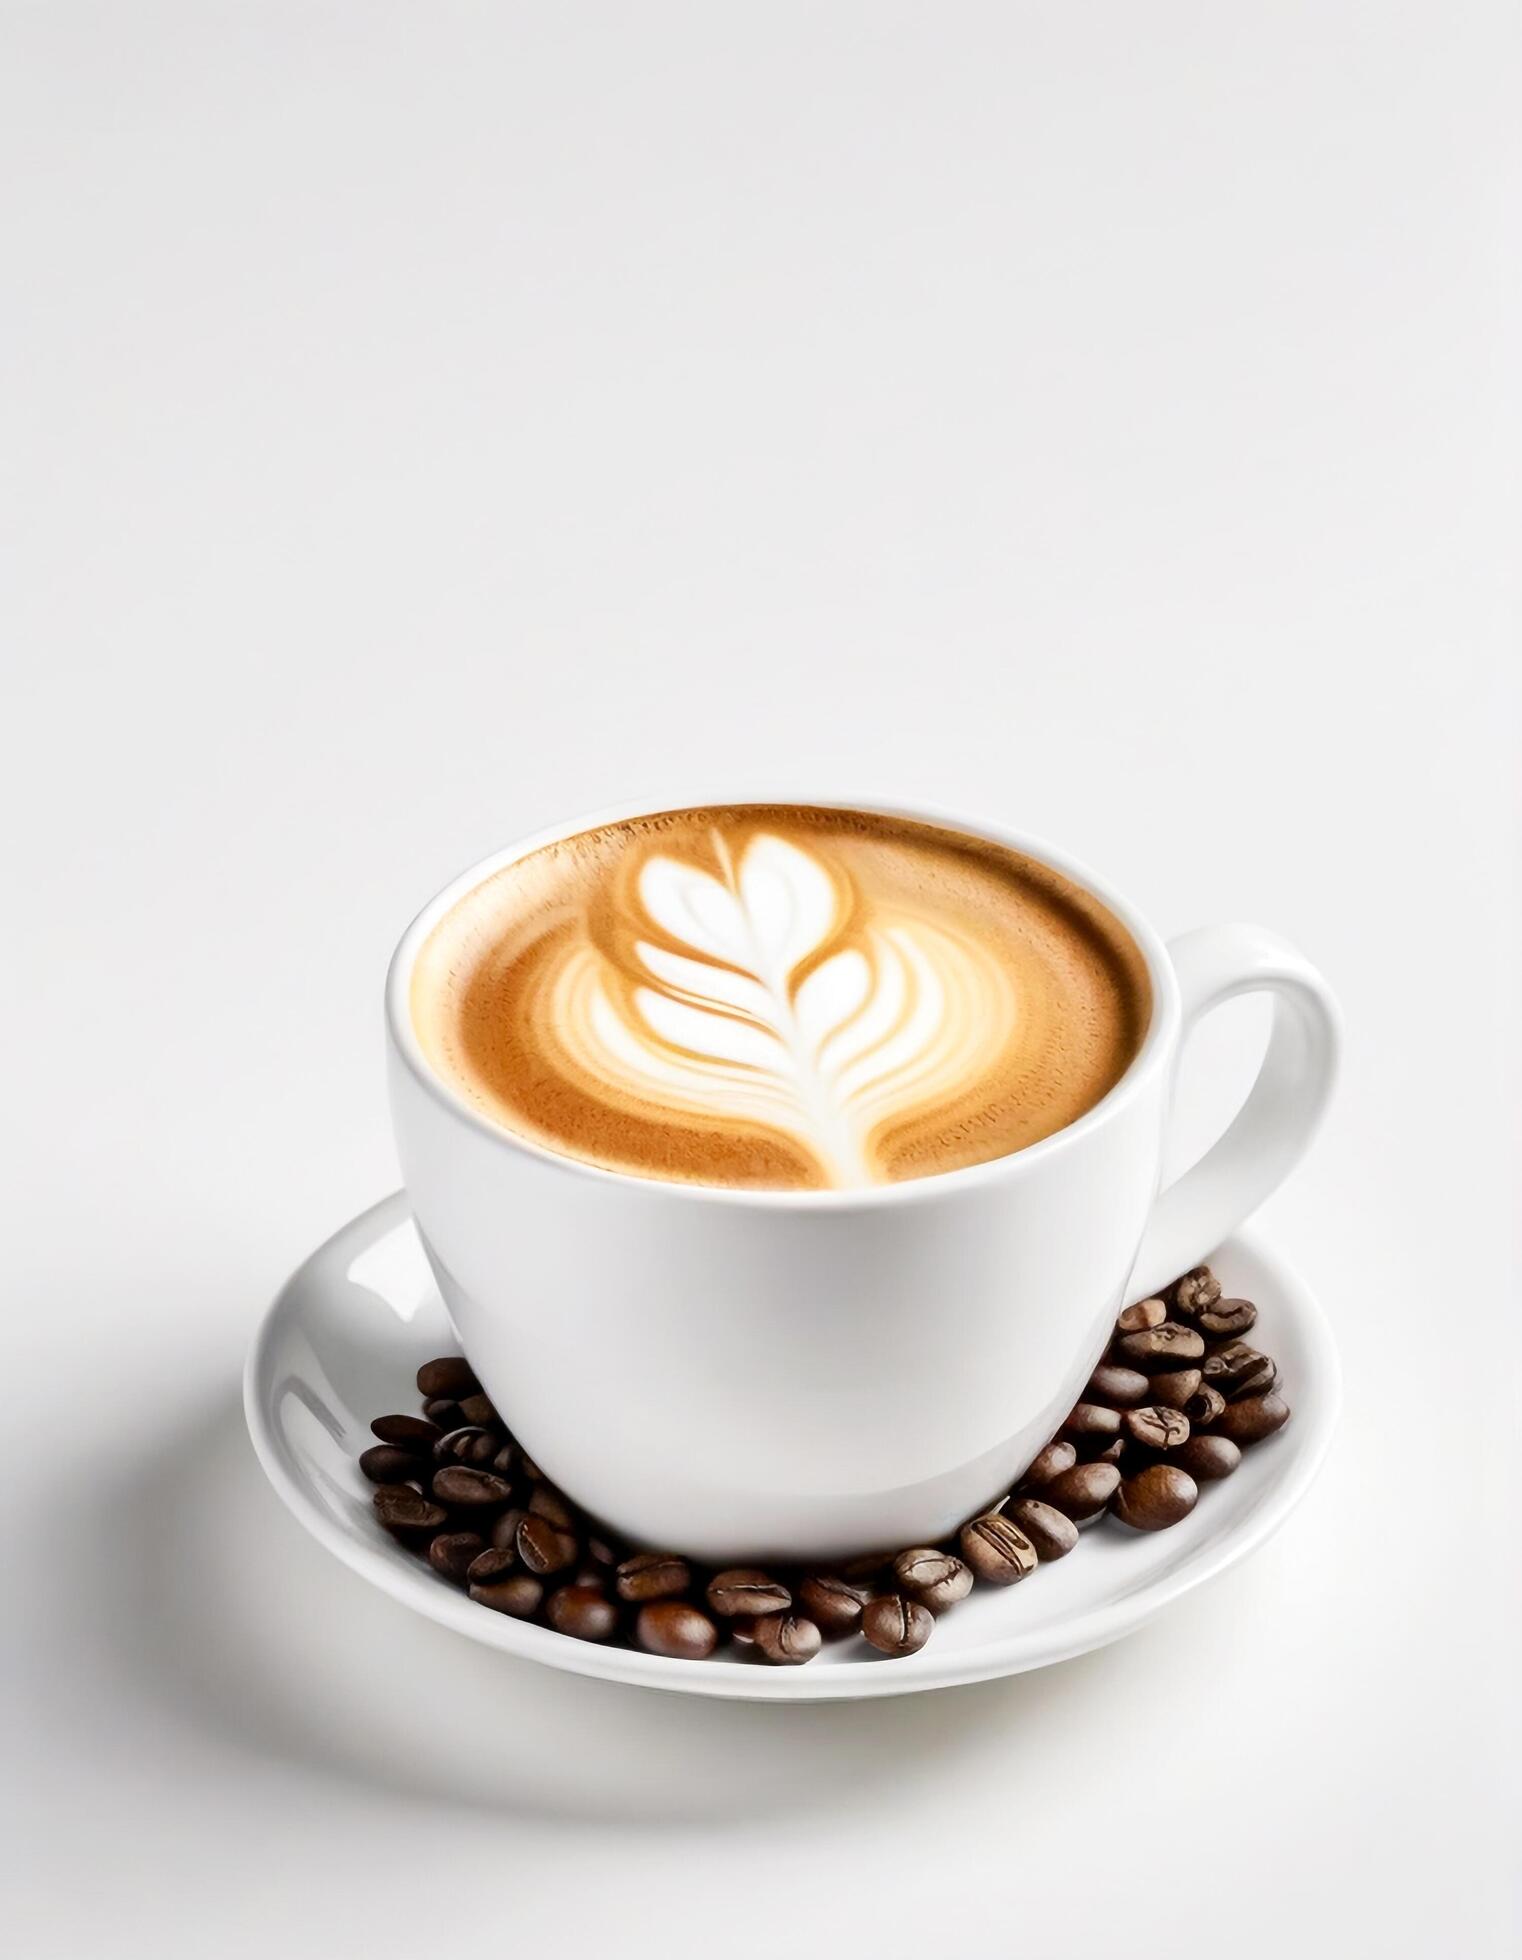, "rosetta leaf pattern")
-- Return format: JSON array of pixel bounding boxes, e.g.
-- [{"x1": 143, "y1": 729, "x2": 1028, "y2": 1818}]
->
[{"x1": 556, "y1": 831, "x2": 1013, "y2": 1187}]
